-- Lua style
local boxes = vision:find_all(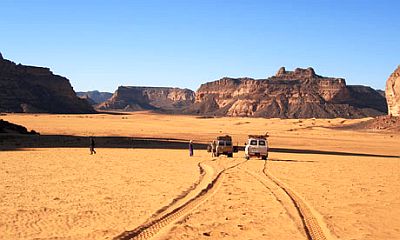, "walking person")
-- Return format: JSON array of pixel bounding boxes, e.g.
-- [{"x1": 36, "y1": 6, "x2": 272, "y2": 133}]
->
[
  {"x1": 90, "y1": 137, "x2": 96, "y2": 155},
  {"x1": 189, "y1": 140, "x2": 194, "y2": 157}
]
